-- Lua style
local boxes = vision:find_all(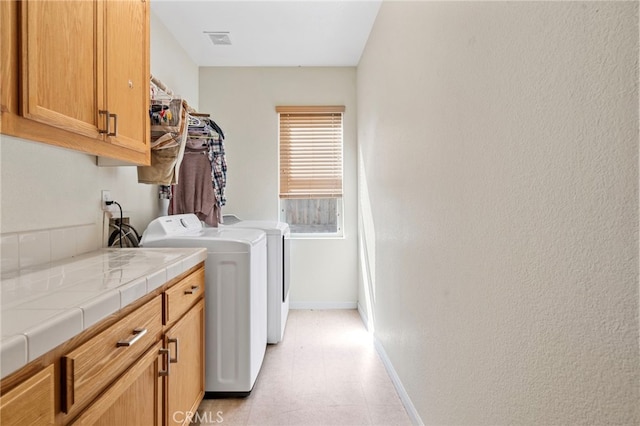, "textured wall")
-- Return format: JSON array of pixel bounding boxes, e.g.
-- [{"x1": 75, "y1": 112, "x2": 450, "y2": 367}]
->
[{"x1": 357, "y1": 2, "x2": 638, "y2": 424}]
